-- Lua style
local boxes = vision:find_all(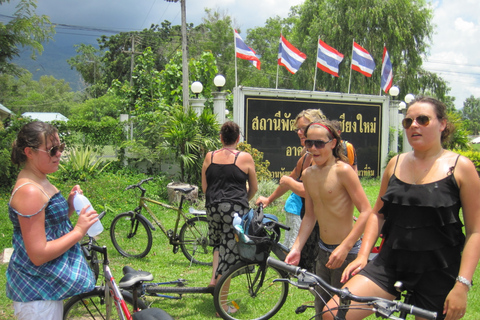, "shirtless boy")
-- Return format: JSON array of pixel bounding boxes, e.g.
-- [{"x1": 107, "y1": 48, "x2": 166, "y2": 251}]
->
[{"x1": 285, "y1": 120, "x2": 371, "y2": 319}]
